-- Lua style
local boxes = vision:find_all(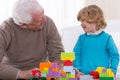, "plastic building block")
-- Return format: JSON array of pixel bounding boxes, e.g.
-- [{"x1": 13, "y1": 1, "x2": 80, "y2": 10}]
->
[
  {"x1": 32, "y1": 70, "x2": 41, "y2": 78},
  {"x1": 61, "y1": 52, "x2": 75, "y2": 60},
  {"x1": 30, "y1": 78, "x2": 40, "y2": 80},
  {"x1": 100, "y1": 77, "x2": 114, "y2": 80},
  {"x1": 90, "y1": 70, "x2": 99, "y2": 79},
  {"x1": 63, "y1": 66, "x2": 73, "y2": 72},
  {"x1": 64, "y1": 60, "x2": 73, "y2": 66},
  {"x1": 41, "y1": 77, "x2": 47, "y2": 80},
  {"x1": 70, "y1": 70, "x2": 75, "y2": 78},
  {"x1": 41, "y1": 74, "x2": 47, "y2": 77},
  {"x1": 39, "y1": 62, "x2": 52, "y2": 70},
  {"x1": 41, "y1": 68, "x2": 49, "y2": 74},
  {"x1": 69, "y1": 78, "x2": 78, "y2": 80}
]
